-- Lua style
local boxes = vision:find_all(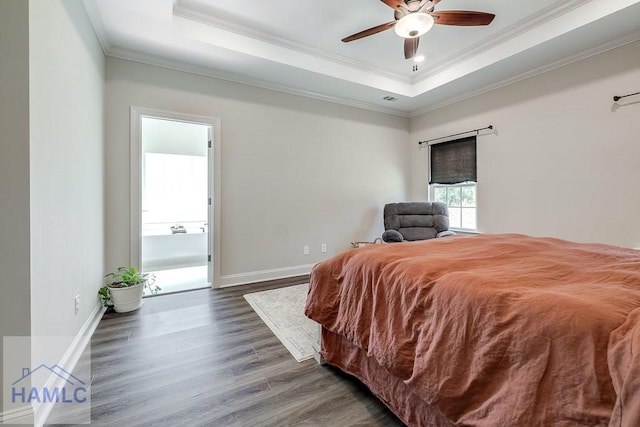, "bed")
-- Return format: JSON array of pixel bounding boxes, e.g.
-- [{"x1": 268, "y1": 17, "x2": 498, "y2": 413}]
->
[{"x1": 304, "y1": 233, "x2": 640, "y2": 426}]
